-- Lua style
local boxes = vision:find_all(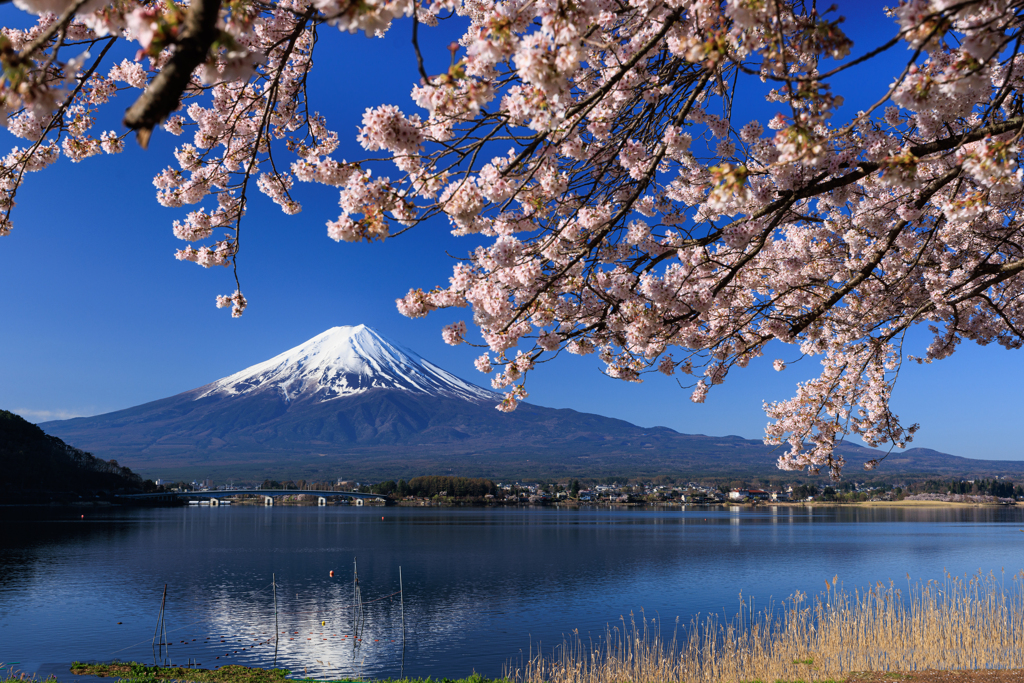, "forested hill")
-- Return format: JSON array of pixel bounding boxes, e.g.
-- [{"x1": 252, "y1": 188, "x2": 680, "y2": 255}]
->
[{"x1": 0, "y1": 409, "x2": 146, "y2": 496}]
